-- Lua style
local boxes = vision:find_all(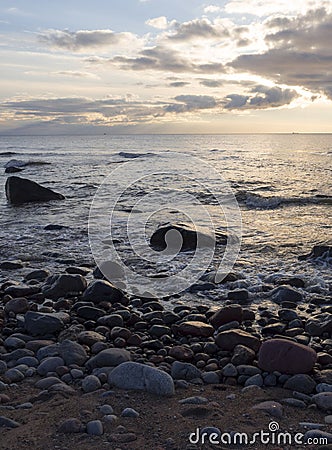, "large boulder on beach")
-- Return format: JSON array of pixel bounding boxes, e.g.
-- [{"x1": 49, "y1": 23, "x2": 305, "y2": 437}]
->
[
  {"x1": 215, "y1": 329, "x2": 260, "y2": 351},
  {"x1": 150, "y1": 222, "x2": 225, "y2": 252},
  {"x1": 82, "y1": 280, "x2": 126, "y2": 305},
  {"x1": 210, "y1": 305, "x2": 243, "y2": 328},
  {"x1": 86, "y1": 348, "x2": 131, "y2": 369},
  {"x1": 42, "y1": 274, "x2": 87, "y2": 299},
  {"x1": 108, "y1": 361, "x2": 174, "y2": 396},
  {"x1": 258, "y1": 338, "x2": 317, "y2": 374},
  {"x1": 5, "y1": 176, "x2": 64, "y2": 204},
  {"x1": 24, "y1": 311, "x2": 70, "y2": 336}
]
